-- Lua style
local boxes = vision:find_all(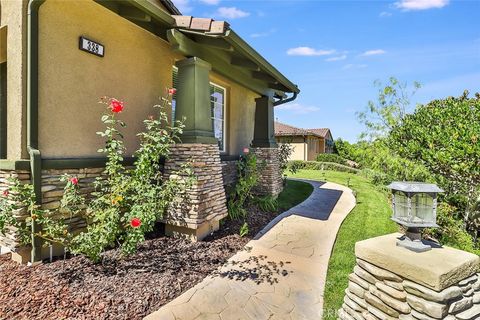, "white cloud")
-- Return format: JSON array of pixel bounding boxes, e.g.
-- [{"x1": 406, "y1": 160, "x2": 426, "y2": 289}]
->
[
  {"x1": 215, "y1": 7, "x2": 250, "y2": 19},
  {"x1": 200, "y1": 0, "x2": 220, "y2": 5},
  {"x1": 250, "y1": 28, "x2": 276, "y2": 38},
  {"x1": 276, "y1": 103, "x2": 321, "y2": 114},
  {"x1": 394, "y1": 0, "x2": 449, "y2": 11},
  {"x1": 287, "y1": 47, "x2": 335, "y2": 56},
  {"x1": 379, "y1": 11, "x2": 393, "y2": 17},
  {"x1": 342, "y1": 64, "x2": 367, "y2": 70},
  {"x1": 326, "y1": 54, "x2": 347, "y2": 62},
  {"x1": 361, "y1": 49, "x2": 386, "y2": 56},
  {"x1": 172, "y1": 0, "x2": 193, "y2": 13}
]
